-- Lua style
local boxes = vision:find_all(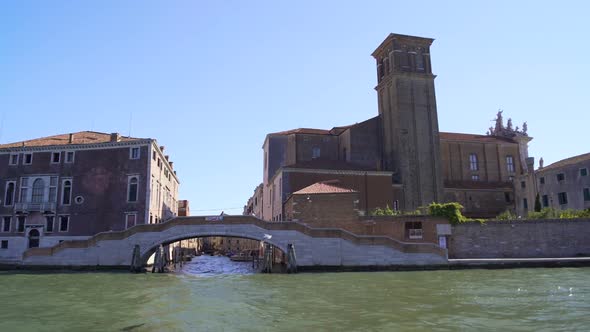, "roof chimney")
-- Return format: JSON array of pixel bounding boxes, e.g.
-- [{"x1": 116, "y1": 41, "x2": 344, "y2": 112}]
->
[
  {"x1": 165, "y1": 155, "x2": 169, "y2": 161},
  {"x1": 110, "y1": 133, "x2": 121, "y2": 142},
  {"x1": 160, "y1": 146, "x2": 165, "y2": 152},
  {"x1": 169, "y1": 161, "x2": 174, "y2": 169},
  {"x1": 69, "y1": 133, "x2": 75, "y2": 144}
]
